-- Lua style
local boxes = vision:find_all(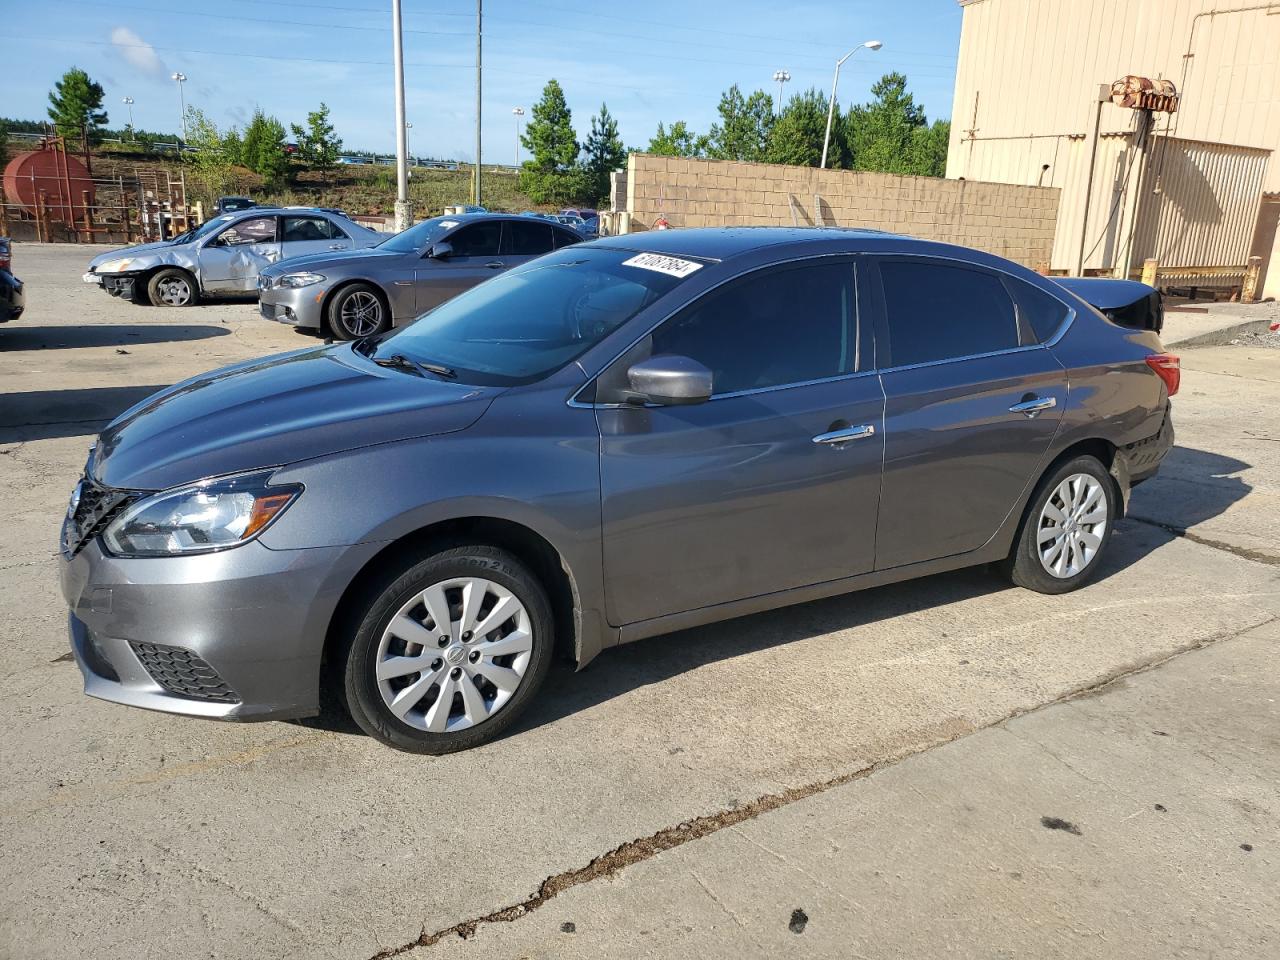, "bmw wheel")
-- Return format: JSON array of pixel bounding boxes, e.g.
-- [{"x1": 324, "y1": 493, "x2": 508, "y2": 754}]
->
[
  {"x1": 339, "y1": 546, "x2": 554, "y2": 753},
  {"x1": 328, "y1": 283, "x2": 389, "y2": 340},
  {"x1": 1002, "y1": 455, "x2": 1117, "y2": 594},
  {"x1": 147, "y1": 268, "x2": 197, "y2": 307}
]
